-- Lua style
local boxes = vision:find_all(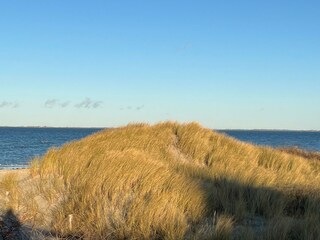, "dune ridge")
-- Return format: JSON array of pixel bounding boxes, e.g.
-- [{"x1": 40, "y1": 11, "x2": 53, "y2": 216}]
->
[{"x1": 1, "y1": 122, "x2": 320, "y2": 239}]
